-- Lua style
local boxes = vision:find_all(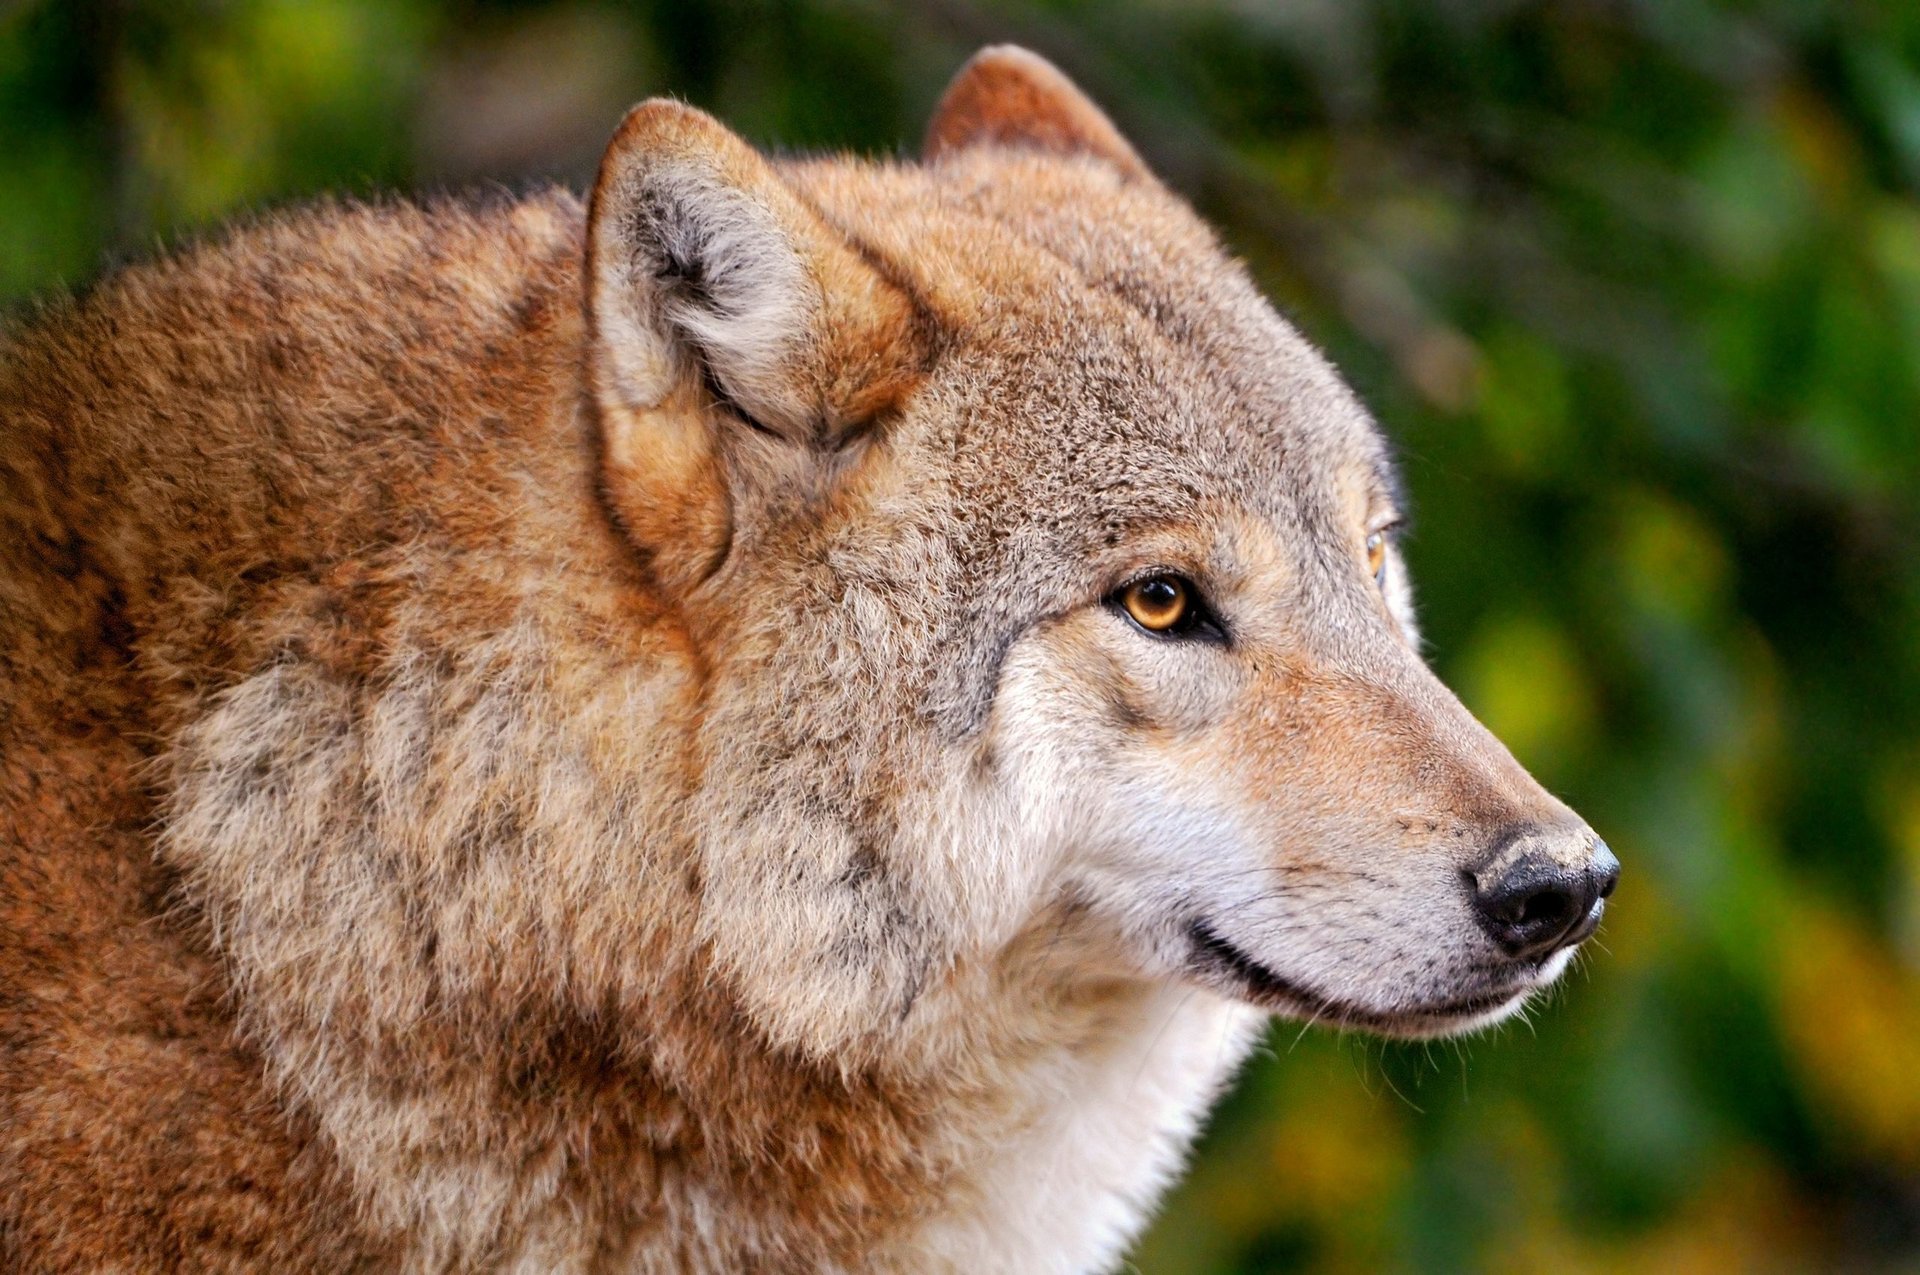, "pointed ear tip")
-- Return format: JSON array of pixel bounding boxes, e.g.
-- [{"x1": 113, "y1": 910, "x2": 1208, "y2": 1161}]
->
[
  {"x1": 933, "y1": 45, "x2": 1074, "y2": 121},
  {"x1": 958, "y1": 43, "x2": 1056, "y2": 75},
  {"x1": 602, "y1": 98, "x2": 725, "y2": 162},
  {"x1": 926, "y1": 45, "x2": 1148, "y2": 178},
  {"x1": 592, "y1": 98, "x2": 772, "y2": 227}
]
